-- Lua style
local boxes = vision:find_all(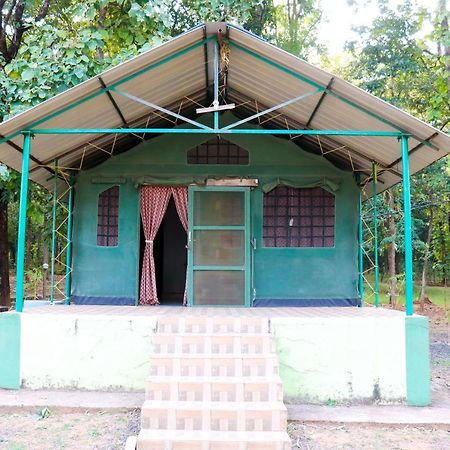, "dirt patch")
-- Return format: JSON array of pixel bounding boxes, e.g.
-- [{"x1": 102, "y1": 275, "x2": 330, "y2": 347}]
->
[
  {"x1": 287, "y1": 422, "x2": 450, "y2": 450},
  {"x1": 0, "y1": 408, "x2": 140, "y2": 450}
]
